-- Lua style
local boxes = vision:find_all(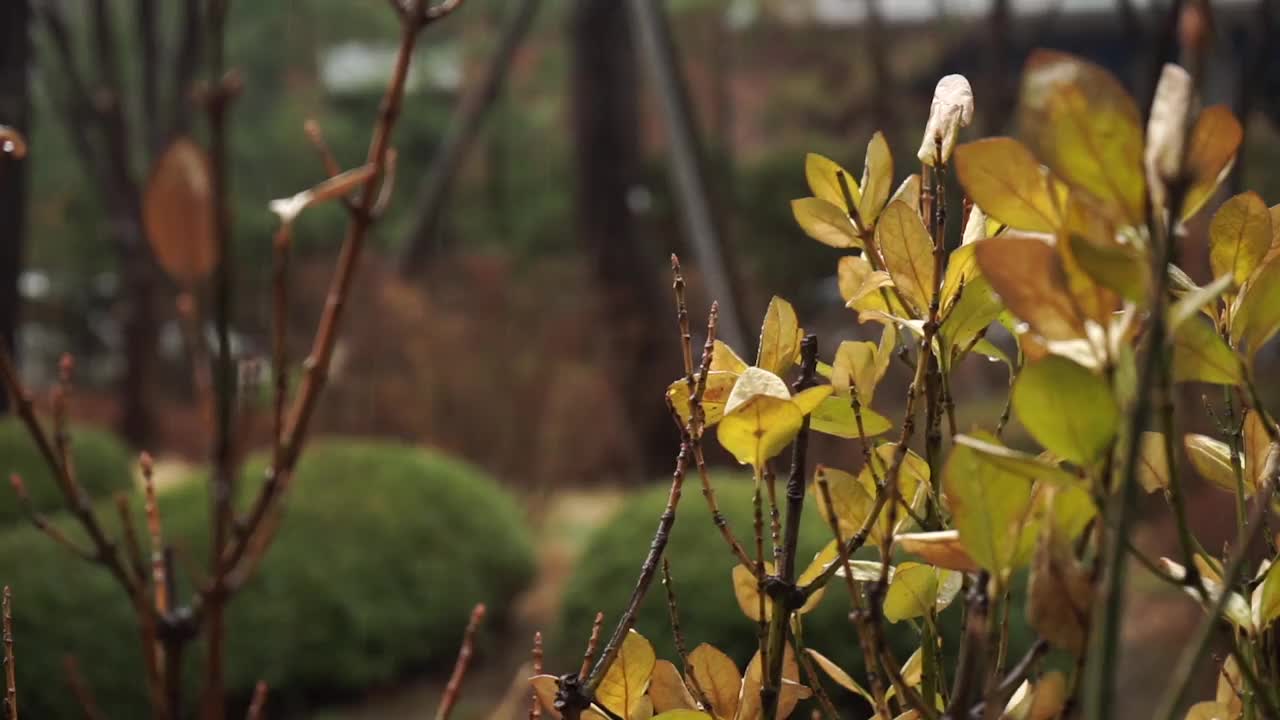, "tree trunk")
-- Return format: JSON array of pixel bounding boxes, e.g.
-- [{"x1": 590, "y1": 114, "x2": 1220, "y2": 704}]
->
[
  {"x1": 570, "y1": 0, "x2": 675, "y2": 479},
  {"x1": 0, "y1": 0, "x2": 30, "y2": 415}
]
